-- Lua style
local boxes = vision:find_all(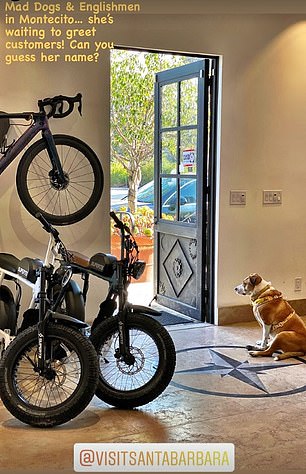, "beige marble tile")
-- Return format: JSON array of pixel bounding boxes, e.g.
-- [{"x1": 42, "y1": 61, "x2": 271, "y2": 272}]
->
[{"x1": 1, "y1": 321, "x2": 306, "y2": 472}]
